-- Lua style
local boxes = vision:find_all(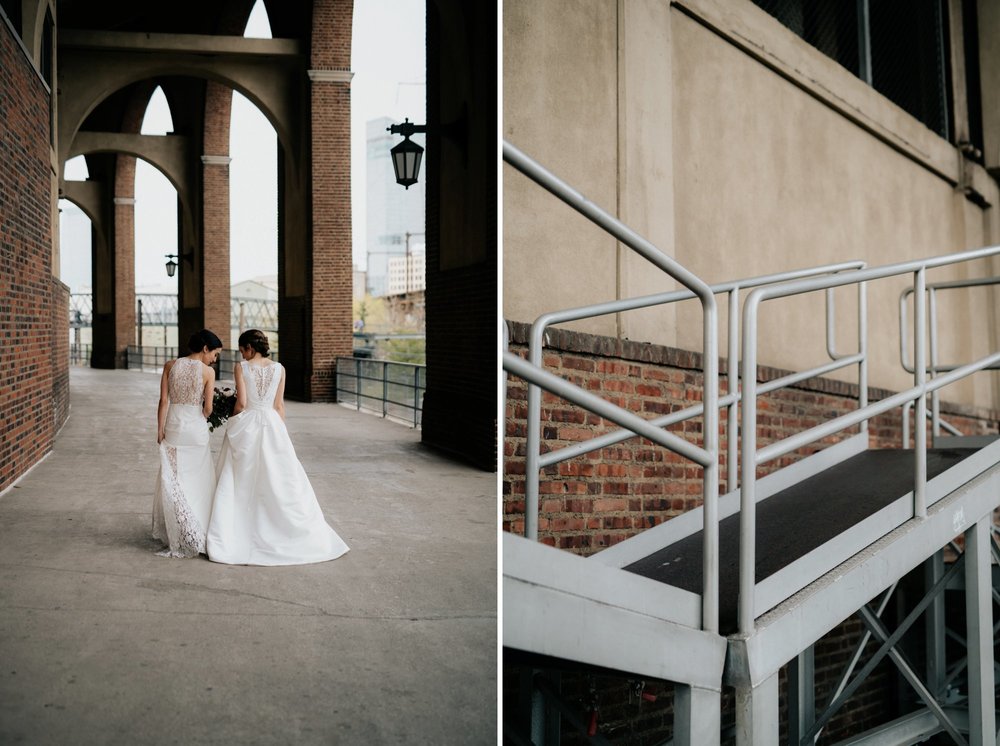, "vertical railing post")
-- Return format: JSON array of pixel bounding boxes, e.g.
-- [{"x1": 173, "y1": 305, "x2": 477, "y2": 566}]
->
[
  {"x1": 928, "y1": 287, "x2": 940, "y2": 438},
  {"x1": 727, "y1": 288, "x2": 740, "y2": 494},
  {"x1": 355, "y1": 359, "x2": 361, "y2": 411},
  {"x1": 525, "y1": 323, "x2": 546, "y2": 541},
  {"x1": 382, "y1": 362, "x2": 388, "y2": 418},
  {"x1": 413, "y1": 366, "x2": 420, "y2": 427},
  {"x1": 858, "y1": 281, "x2": 868, "y2": 434},
  {"x1": 739, "y1": 291, "x2": 761, "y2": 636},
  {"x1": 701, "y1": 299, "x2": 719, "y2": 634},
  {"x1": 913, "y1": 268, "x2": 927, "y2": 518}
]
